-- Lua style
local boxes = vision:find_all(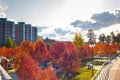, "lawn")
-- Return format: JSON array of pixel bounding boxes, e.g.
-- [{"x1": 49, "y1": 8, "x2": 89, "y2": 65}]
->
[
  {"x1": 74, "y1": 67, "x2": 97, "y2": 80},
  {"x1": 92, "y1": 61, "x2": 104, "y2": 65},
  {"x1": 7, "y1": 69, "x2": 16, "y2": 74}
]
